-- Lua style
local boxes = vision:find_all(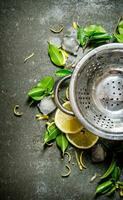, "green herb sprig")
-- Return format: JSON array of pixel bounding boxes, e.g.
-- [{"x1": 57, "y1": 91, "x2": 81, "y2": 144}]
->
[
  {"x1": 95, "y1": 158, "x2": 123, "y2": 197},
  {"x1": 28, "y1": 76, "x2": 54, "y2": 101},
  {"x1": 77, "y1": 24, "x2": 112, "y2": 48},
  {"x1": 114, "y1": 17, "x2": 123, "y2": 43},
  {"x1": 44, "y1": 122, "x2": 69, "y2": 155}
]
